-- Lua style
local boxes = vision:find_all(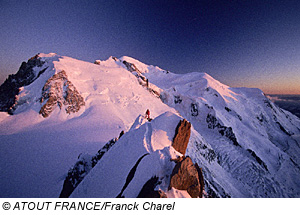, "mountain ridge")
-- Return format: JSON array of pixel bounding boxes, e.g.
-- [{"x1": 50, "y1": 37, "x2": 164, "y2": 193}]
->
[{"x1": 0, "y1": 53, "x2": 299, "y2": 197}]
